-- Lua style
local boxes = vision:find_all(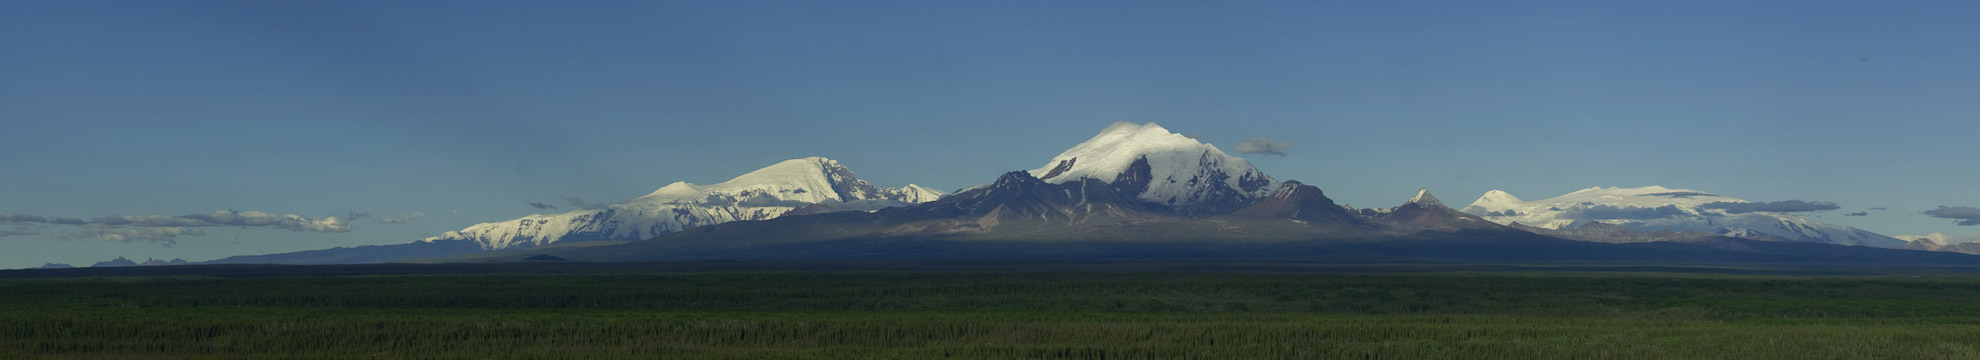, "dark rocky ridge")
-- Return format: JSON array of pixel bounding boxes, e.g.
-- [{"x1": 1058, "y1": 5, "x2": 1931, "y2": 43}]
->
[
  {"x1": 1373, "y1": 189, "x2": 1507, "y2": 232},
  {"x1": 884, "y1": 171, "x2": 1162, "y2": 226},
  {"x1": 1230, "y1": 180, "x2": 1366, "y2": 225}
]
